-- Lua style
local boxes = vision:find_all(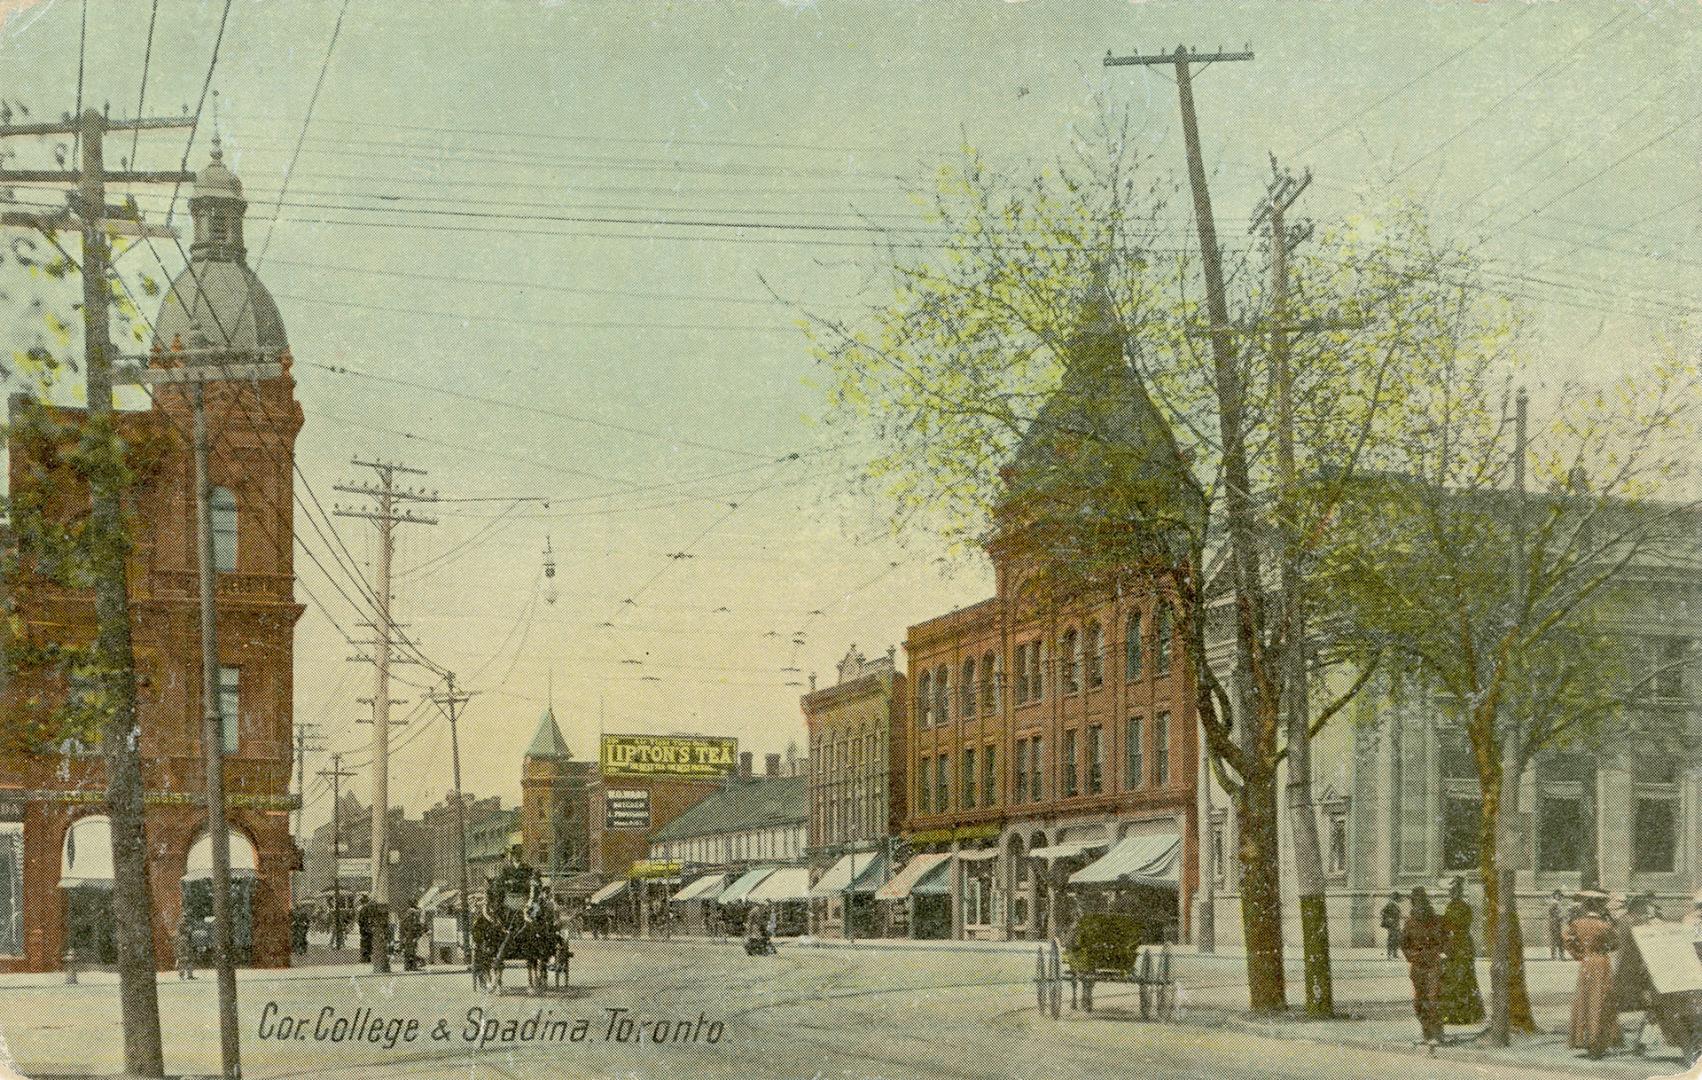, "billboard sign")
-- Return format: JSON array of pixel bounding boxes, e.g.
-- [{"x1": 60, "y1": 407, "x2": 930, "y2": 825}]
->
[
  {"x1": 599, "y1": 734, "x2": 737, "y2": 780},
  {"x1": 605, "y1": 788, "x2": 652, "y2": 830}
]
